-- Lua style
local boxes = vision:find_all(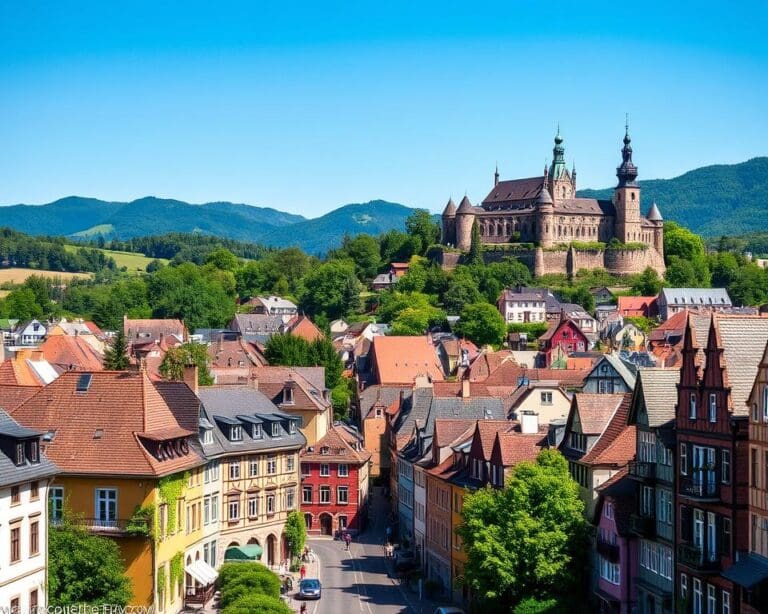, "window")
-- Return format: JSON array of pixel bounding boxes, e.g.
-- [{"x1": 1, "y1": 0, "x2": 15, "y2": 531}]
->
[
  {"x1": 693, "y1": 578, "x2": 702, "y2": 614},
  {"x1": 10, "y1": 525, "x2": 20, "y2": 562},
  {"x1": 639, "y1": 431, "x2": 656, "y2": 462},
  {"x1": 95, "y1": 488, "x2": 117, "y2": 527},
  {"x1": 29, "y1": 440, "x2": 39, "y2": 463},
  {"x1": 289, "y1": 420, "x2": 297, "y2": 434},
  {"x1": 598, "y1": 555, "x2": 620, "y2": 584},
  {"x1": 286, "y1": 455, "x2": 295, "y2": 472},
  {"x1": 763, "y1": 385, "x2": 768, "y2": 422},
  {"x1": 248, "y1": 496, "x2": 258, "y2": 519},
  {"x1": 228, "y1": 498, "x2": 240, "y2": 521},
  {"x1": 204, "y1": 460, "x2": 219, "y2": 483},
  {"x1": 302, "y1": 486, "x2": 313, "y2": 504},
  {"x1": 11, "y1": 485, "x2": 19, "y2": 504},
  {"x1": 338, "y1": 515, "x2": 348, "y2": 531},
  {"x1": 267, "y1": 454, "x2": 277, "y2": 474},
  {"x1": 722, "y1": 517, "x2": 732, "y2": 554},
  {"x1": 541, "y1": 391, "x2": 553, "y2": 405},
  {"x1": 707, "y1": 584, "x2": 716, "y2": 614},
  {"x1": 204, "y1": 497, "x2": 210, "y2": 525},
  {"x1": 569, "y1": 432, "x2": 587, "y2": 452},
  {"x1": 30, "y1": 590, "x2": 38, "y2": 612},
  {"x1": 706, "y1": 512, "x2": 717, "y2": 562},
  {"x1": 680, "y1": 443, "x2": 688, "y2": 475},
  {"x1": 230, "y1": 425, "x2": 242, "y2": 441},
  {"x1": 30, "y1": 520, "x2": 39, "y2": 555},
  {"x1": 753, "y1": 448, "x2": 760, "y2": 488},
  {"x1": 721, "y1": 449, "x2": 730, "y2": 484},
  {"x1": 286, "y1": 487, "x2": 295, "y2": 509},
  {"x1": 689, "y1": 393, "x2": 697, "y2": 420},
  {"x1": 338, "y1": 463, "x2": 349, "y2": 477},
  {"x1": 15, "y1": 443, "x2": 24, "y2": 465},
  {"x1": 271, "y1": 422, "x2": 280, "y2": 437},
  {"x1": 722, "y1": 590, "x2": 730, "y2": 614},
  {"x1": 229, "y1": 462, "x2": 240, "y2": 480},
  {"x1": 709, "y1": 394, "x2": 717, "y2": 423},
  {"x1": 658, "y1": 489, "x2": 673, "y2": 525},
  {"x1": 266, "y1": 494, "x2": 275, "y2": 515},
  {"x1": 319, "y1": 486, "x2": 331, "y2": 504},
  {"x1": 641, "y1": 486, "x2": 653, "y2": 516},
  {"x1": 681, "y1": 573, "x2": 688, "y2": 600},
  {"x1": 249, "y1": 458, "x2": 259, "y2": 477},
  {"x1": 302, "y1": 463, "x2": 311, "y2": 477},
  {"x1": 10, "y1": 598, "x2": 18, "y2": 614},
  {"x1": 201, "y1": 428, "x2": 213, "y2": 444},
  {"x1": 253, "y1": 424, "x2": 262, "y2": 439},
  {"x1": 50, "y1": 487, "x2": 64, "y2": 523},
  {"x1": 211, "y1": 494, "x2": 219, "y2": 523},
  {"x1": 598, "y1": 380, "x2": 614, "y2": 394},
  {"x1": 283, "y1": 386, "x2": 294, "y2": 404},
  {"x1": 320, "y1": 463, "x2": 330, "y2": 477},
  {"x1": 338, "y1": 486, "x2": 349, "y2": 504}
]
